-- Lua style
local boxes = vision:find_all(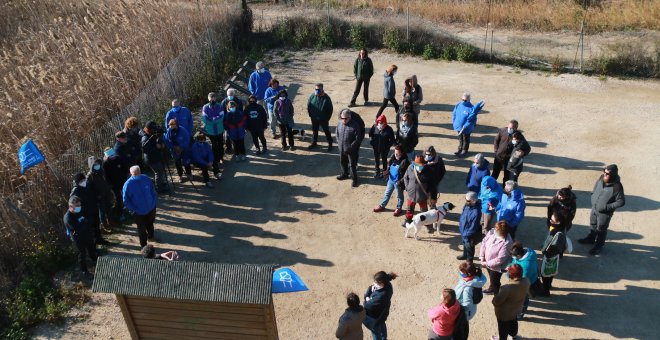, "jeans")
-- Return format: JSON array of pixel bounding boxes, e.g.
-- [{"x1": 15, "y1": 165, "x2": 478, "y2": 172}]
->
[
  {"x1": 376, "y1": 98, "x2": 400, "y2": 118},
  {"x1": 133, "y1": 208, "x2": 156, "y2": 247},
  {"x1": 380, "y1": 179, "x2": 404, "y2": 209},
  {"x1": 268, "y1": 110, "x2": 279, "y2": 136},
  {"x1": 370, "y1": 321, "x2": 387, "y2": 340},
  {"x1": 462, "y1": 235, "x2": 479, "y2": 260},
  {"x1": 351, "y1": 77, "x2": 371, "y2": 104},
  {"x1": 497, "y1": 318, "x2": 518, "y2": 339}
]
